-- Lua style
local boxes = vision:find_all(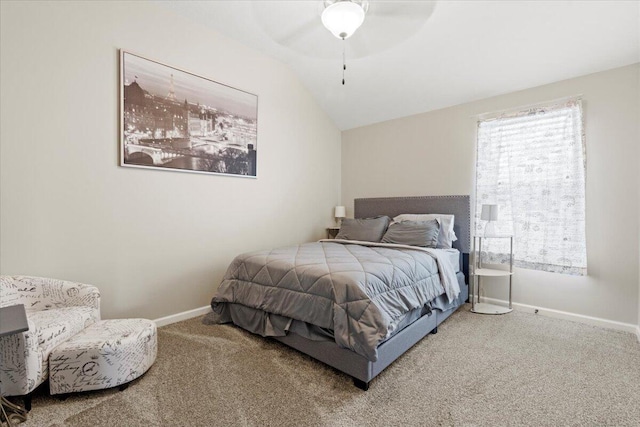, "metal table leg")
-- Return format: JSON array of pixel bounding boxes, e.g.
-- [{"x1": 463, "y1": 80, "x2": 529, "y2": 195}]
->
[
  {"x1": 1, "y1": 396, "x2": 28, "y2": 426},
  {"x1": 509, "y1": 236, "x2": 513, "y2": 309},
  {"x1": 471, "y1": 237, "x2": 476, "y2": 311}
]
